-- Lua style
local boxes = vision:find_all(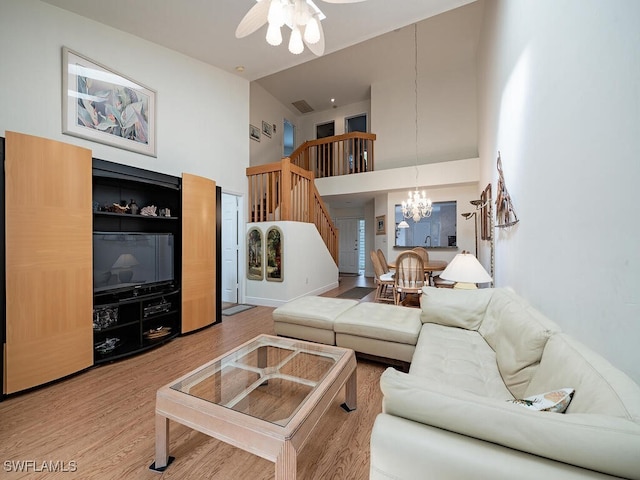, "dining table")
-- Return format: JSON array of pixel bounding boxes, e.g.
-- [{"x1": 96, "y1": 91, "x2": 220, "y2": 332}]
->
[{"x1": 385, "y1": 258, "x2": 448, "y2": 287}]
